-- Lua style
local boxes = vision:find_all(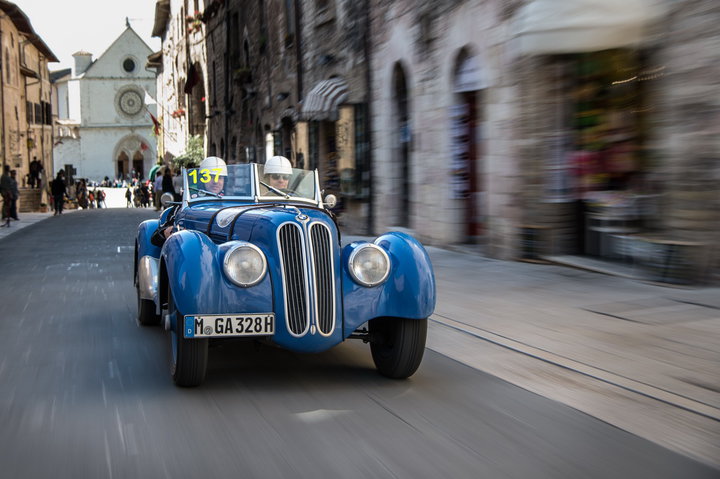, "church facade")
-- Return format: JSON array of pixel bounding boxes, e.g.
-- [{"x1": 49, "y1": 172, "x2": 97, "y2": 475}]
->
[{"x1": 52, "y1": 26, "x2": 157, "y2": 182}]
